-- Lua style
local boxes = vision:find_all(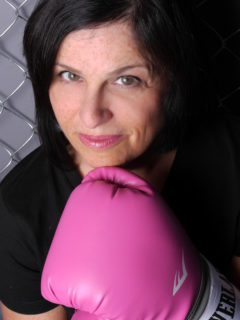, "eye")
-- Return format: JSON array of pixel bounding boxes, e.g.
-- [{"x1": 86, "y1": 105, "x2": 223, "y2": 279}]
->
[
  {"x1": 115, "y1": 76, "x2": 141, "y2": 87},
  {"x1": 59, "y1": 71, "x2": 81, "y2": 82}
]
